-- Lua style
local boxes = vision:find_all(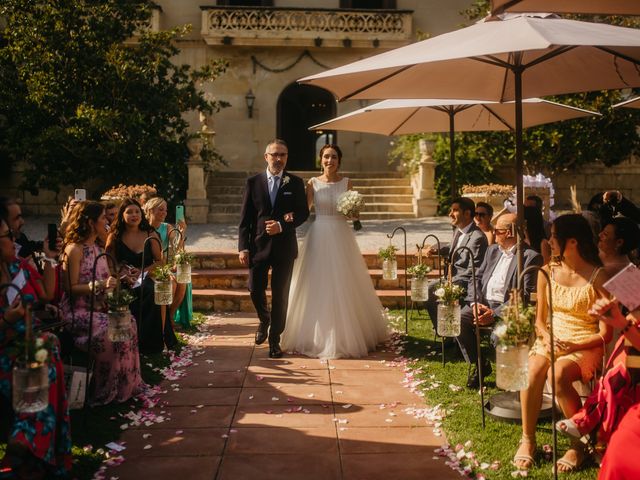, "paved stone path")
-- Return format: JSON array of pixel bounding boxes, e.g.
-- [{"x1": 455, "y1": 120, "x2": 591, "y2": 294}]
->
[{"x1": 104, "y1": 313, "x2": 458, "y2": 480}]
